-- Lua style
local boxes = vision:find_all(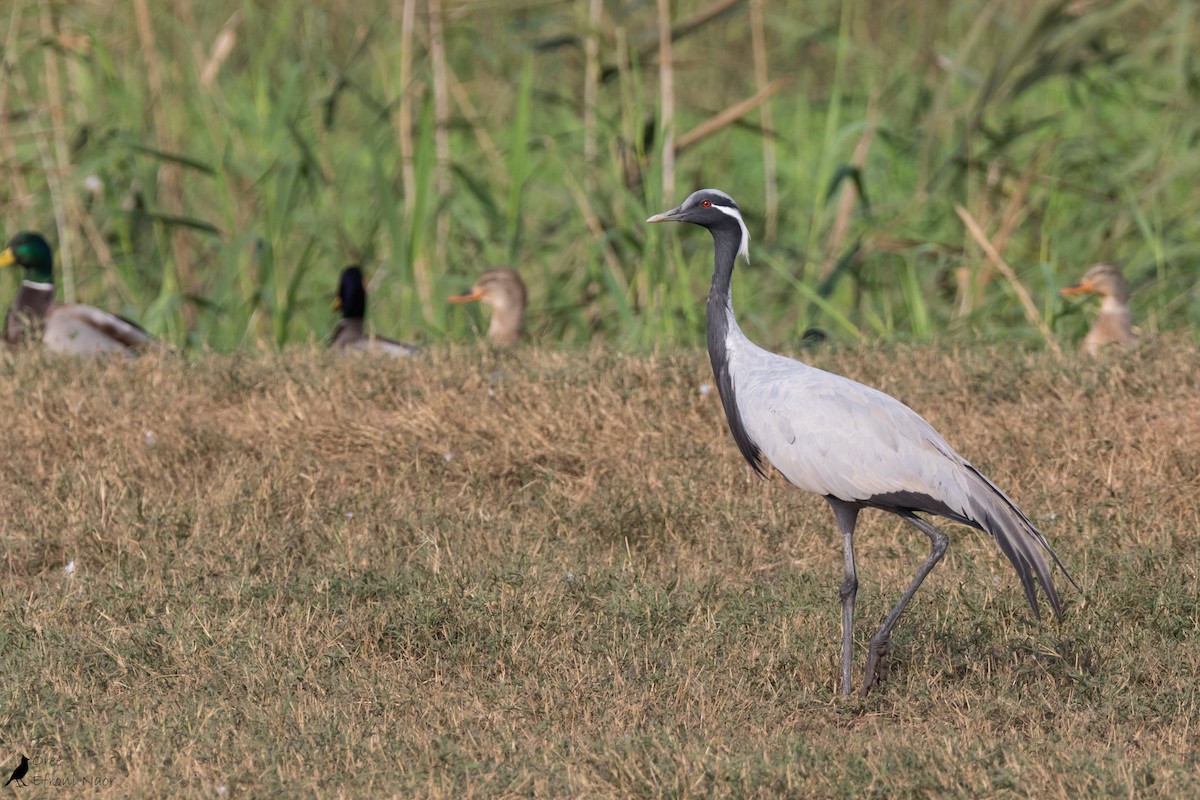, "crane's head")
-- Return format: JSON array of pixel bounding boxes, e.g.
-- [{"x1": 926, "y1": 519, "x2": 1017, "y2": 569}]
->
[{"x1": 647, "y1": 189, "x2": 750, "y2": 263}]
